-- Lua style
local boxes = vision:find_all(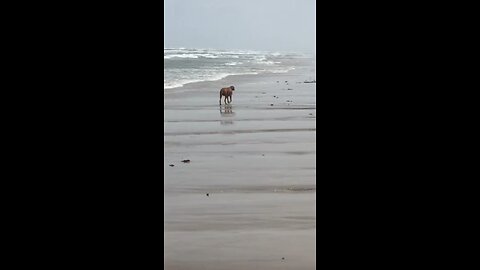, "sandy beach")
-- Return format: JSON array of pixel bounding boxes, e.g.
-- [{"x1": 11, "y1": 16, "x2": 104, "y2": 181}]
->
[{"x1": 164, "y1": 57, "x2": 316, "y2": 269}]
